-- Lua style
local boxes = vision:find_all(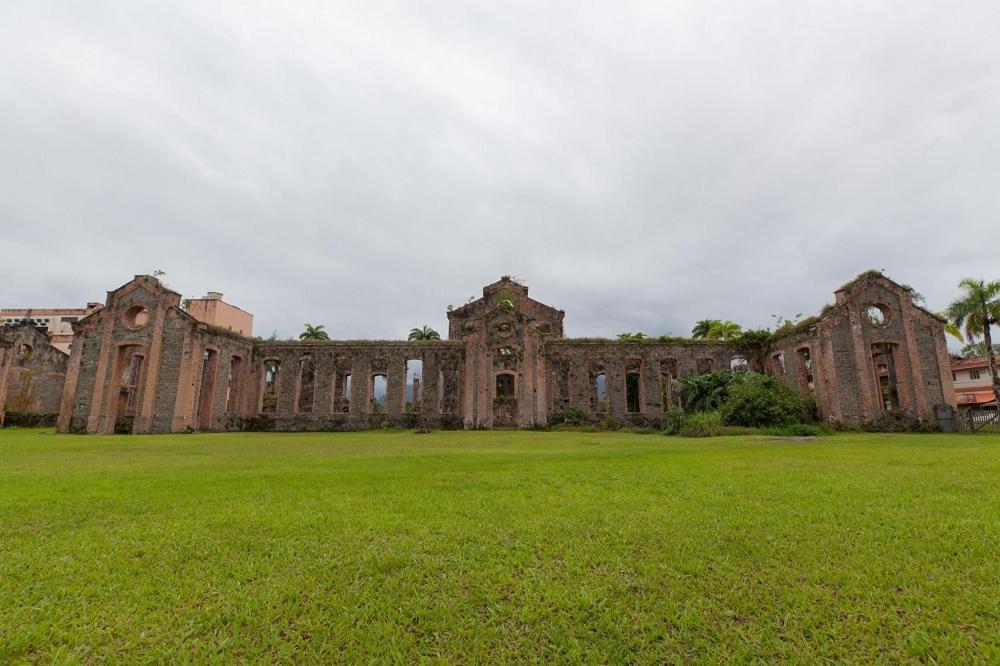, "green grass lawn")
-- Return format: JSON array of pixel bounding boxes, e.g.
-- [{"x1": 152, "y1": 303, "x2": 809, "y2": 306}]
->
[{"x1": 1, "y1": 429, "x2": 998, "y2": 663}]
